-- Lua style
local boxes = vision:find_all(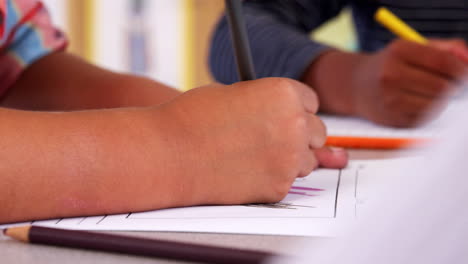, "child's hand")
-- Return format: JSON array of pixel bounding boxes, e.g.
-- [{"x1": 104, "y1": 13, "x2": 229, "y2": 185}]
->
[
  {"x1": 0, "y1": 78, "x2": 347, "y2": 223},
  {"x1": 429, "y1": 38, "x2": 468, "y2": 63},
  {"x1": 351, "y1": 39, "x2": 468, "y2": 127},
  {"x1": 153, "y1": 78, "x2": 345, "y2": 206},
  {"x1": 304, "y1": 39, "x2": 468, "y2": 128}
]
